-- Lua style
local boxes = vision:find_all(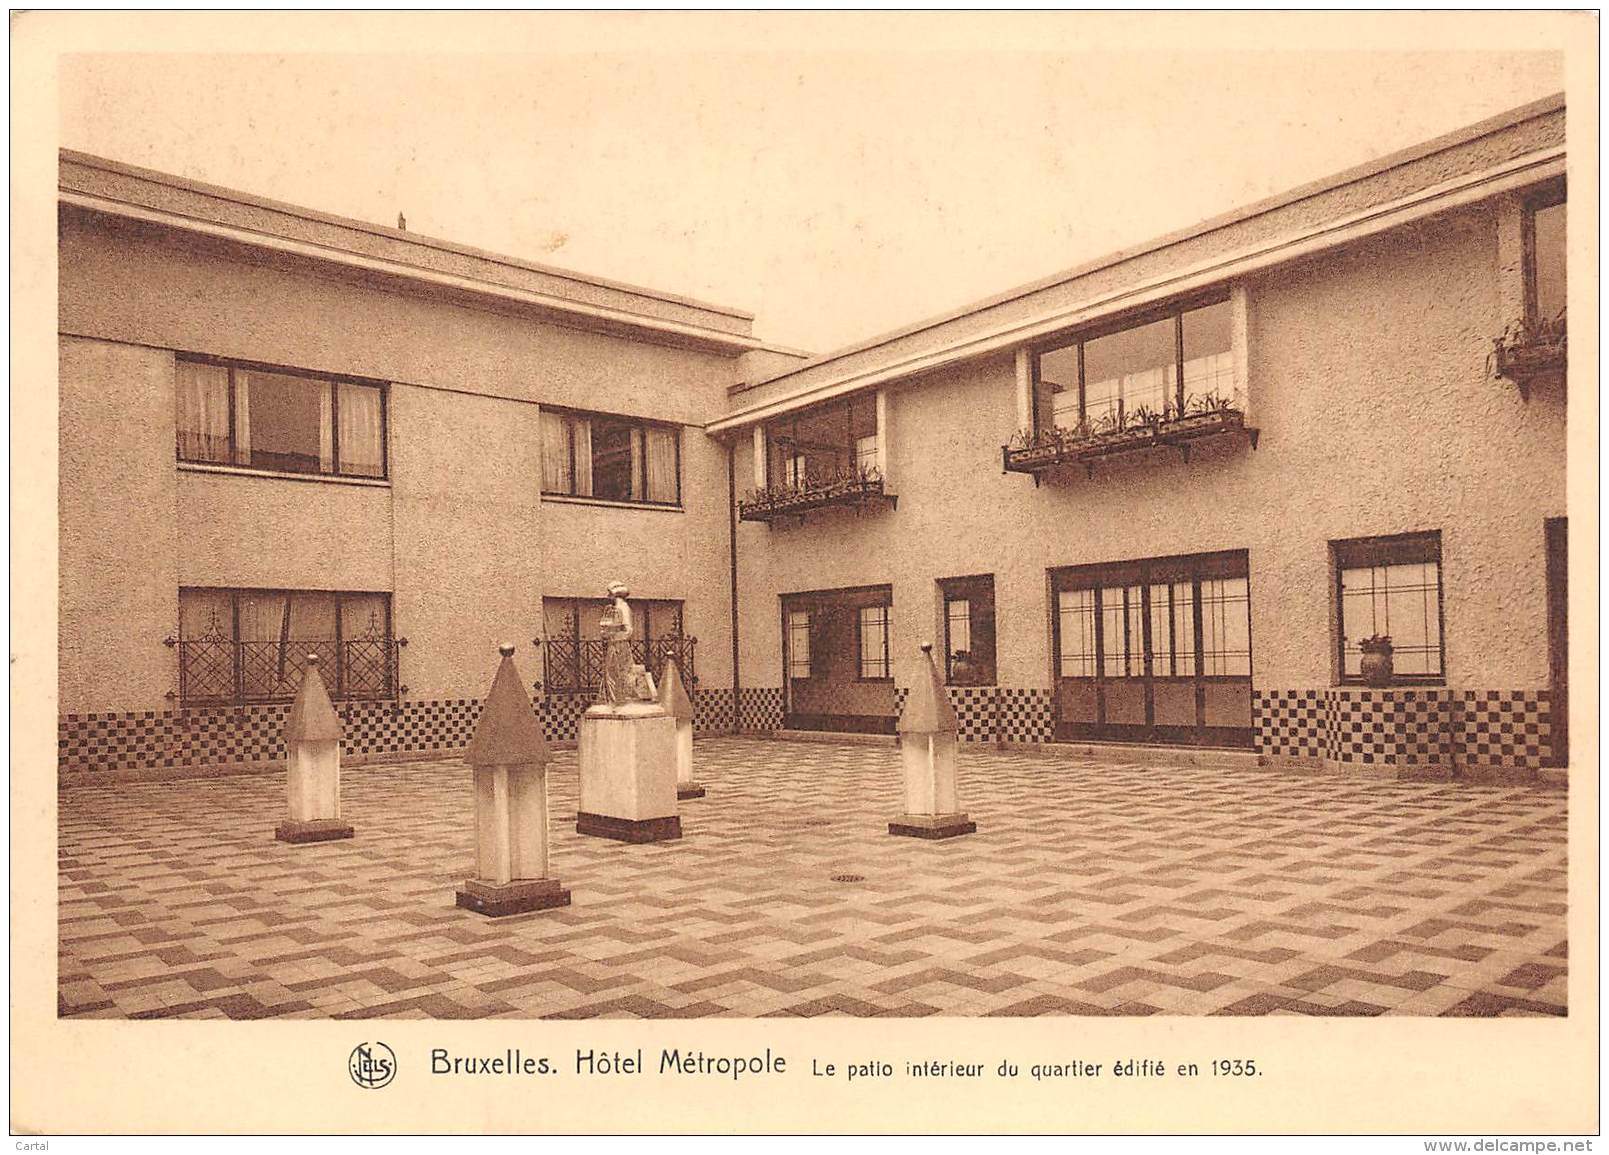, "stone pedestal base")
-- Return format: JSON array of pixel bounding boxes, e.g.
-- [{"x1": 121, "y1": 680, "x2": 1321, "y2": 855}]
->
[
  {"x1": 455, "y1": 876, "x2": 571, "y2": 918},
  {"x1": 275, "y1": 818, "x2": 354, "y2": 844},
  {"x1": 889, "y1": 812, "x2": 977, "y2": 840},
  {"x1": 576, "y1": 811, "x2": 683, "y2": 843},
  {"x1": 677, "y1": 783, "x2": 707, "y2": 800},
  {"x1": 577, "y1": 705, "x2": 680, "y2": 842}
]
